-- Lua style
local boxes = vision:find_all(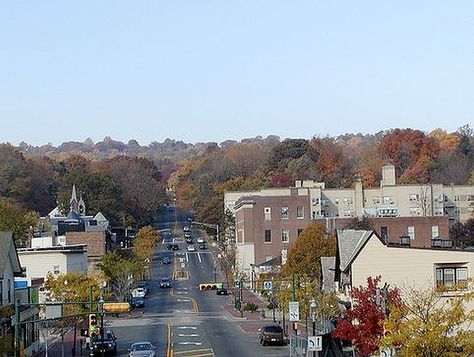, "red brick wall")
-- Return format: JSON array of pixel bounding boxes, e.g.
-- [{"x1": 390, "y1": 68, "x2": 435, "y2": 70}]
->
[
  {"x1": 321, "y1": 216, "x2": 450, "y2": 248},
  {"x1": 66, "y1": 231, "x2": 106, "y2": 257}
]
